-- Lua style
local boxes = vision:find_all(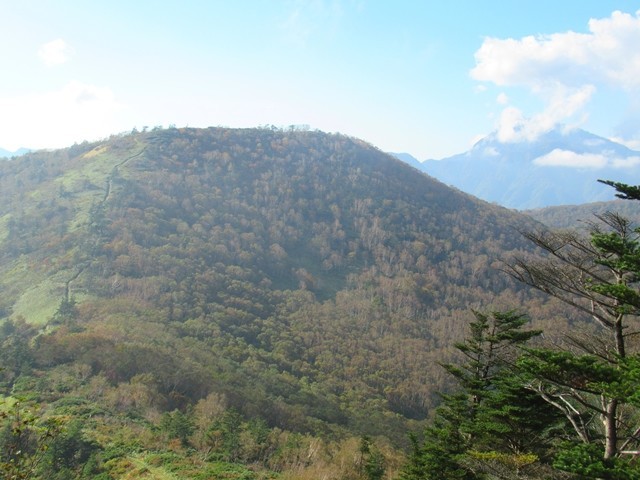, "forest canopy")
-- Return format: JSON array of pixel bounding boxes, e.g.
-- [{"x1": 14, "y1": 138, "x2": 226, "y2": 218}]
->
[{"x1": 0, "y1": 127, "x2": 615, "y2": 478}]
